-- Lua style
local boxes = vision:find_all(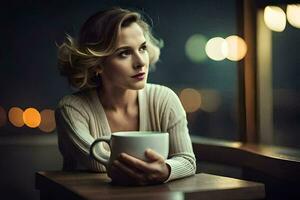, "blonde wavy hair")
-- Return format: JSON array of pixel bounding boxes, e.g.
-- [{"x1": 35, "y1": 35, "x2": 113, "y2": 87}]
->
[{"x1": 57, "y1": 7, "x2": 163, "y2": 90}]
